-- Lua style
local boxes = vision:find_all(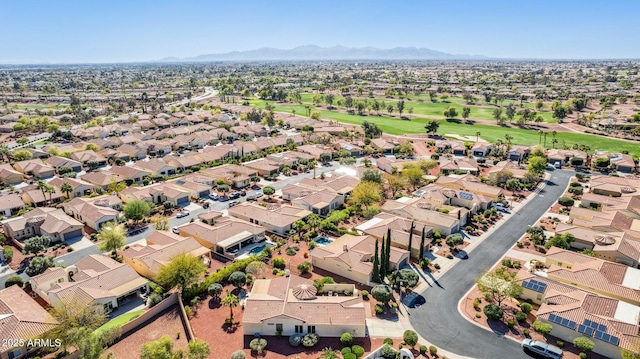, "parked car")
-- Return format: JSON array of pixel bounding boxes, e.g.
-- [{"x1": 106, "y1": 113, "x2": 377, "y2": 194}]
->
[
  {"x1": 521, "y1": 339, "x2": 563, "y2": 359},
  {"x1": 203, "y1": 202, "x2": 210, "y2": 209},
  {"x1": 176, "y1": 211, "x2": 189, "y2": 218},
  {"x1": 554, "y1": 161, "x2": 561, "y2": 169},
  {"x1": 239, "y1": 190, "x2": 247, "y2": 196},
  {"x1": 172, "y1": 227, "x2": 180, "y2": 234},
  {"x1": 491, "y1": 203, "x2": 508, "y2": 213},
  {"x1": 247, "y1": 195, "x2": 257, "y2": 201},
  {"x1": 229, "y1": 192, "x2": 241, "y2": 200},
  {"x1": 255, "y1": 192, "x2": 264, "y2": 198},
  {"x1": 219, "y1": 196, "x2": 230, "y2": 202},
  {"x1": 228, "y1": 200, "x2": 238, "y2": 207},
  {"x1": 208, "y1": 193, "x2": 219, "y2": 200}
]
